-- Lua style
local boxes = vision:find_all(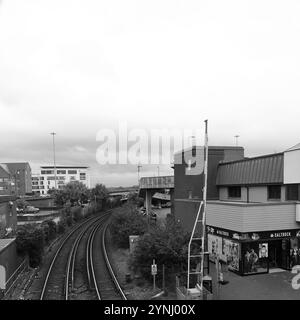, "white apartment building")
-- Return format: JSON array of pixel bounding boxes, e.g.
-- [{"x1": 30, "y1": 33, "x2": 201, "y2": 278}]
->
[{"x1": 32, "y1": 165, "x2": 90, "y2": 195}]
